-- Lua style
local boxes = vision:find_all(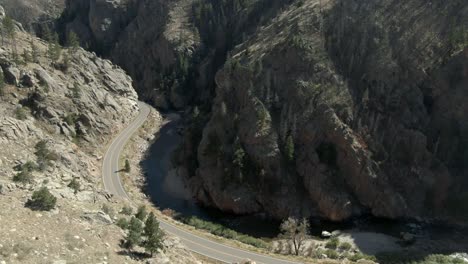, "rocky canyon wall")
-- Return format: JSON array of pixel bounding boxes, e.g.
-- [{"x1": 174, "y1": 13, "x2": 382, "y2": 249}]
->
[{"x1": 60, "y1": 0, "x2": 468, "y2": 223}]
